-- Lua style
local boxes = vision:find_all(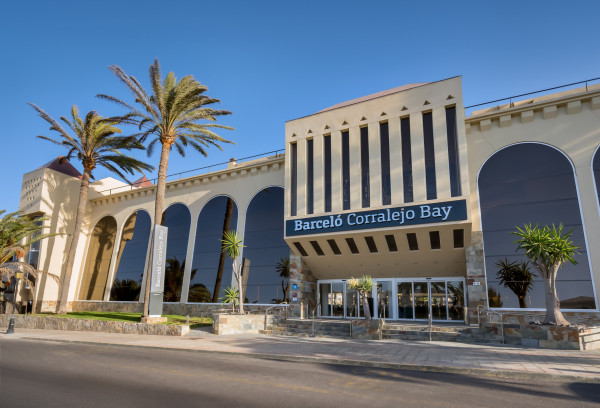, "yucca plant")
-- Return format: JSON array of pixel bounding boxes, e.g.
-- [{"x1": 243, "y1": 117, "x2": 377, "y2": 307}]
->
[
  {"x1": 29, "y1": 104, "x2": 154, "y2": 314},
  {"x1": 513, "y1": 223, "x2": 579, "y2": 325},
  {"x1": 495, "y1": 258, "x2": 536, "y2": 308},
  {"x1": 221, "y1": 230, "x2": 245, "y2": 314},
  {"x1": 347, "y1": 275, "x2": 374, "y2": 320},
  {"x1": 220, "y1": 286, "x2": 240, "y2": 314},
  {"x1": 98, "y1": 59, "x2": 234, "y2": 317}
]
